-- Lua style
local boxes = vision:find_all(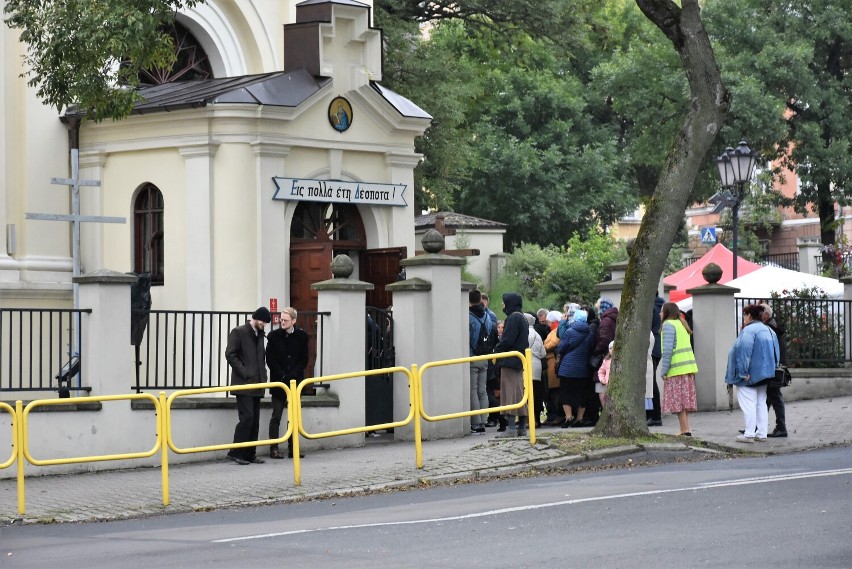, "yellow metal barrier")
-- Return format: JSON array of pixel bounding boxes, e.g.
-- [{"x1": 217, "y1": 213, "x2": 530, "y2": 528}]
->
[
  {"x1": 416, "y1": 349, "x2": 536, "y2": 467},
  {"x1": 165, "y1": 382, "x2": 294, "y2": 455},
  {"x1": 293, "y1": 367, "x2": 417, "y2": 484},
  {"x1": 22, "y1": 393, "x2": 162, "y2": 466},
  {"x1": 17, "y1": 393, "x2": 162, "y2": 515},
  {"x1": 0, "y1": 402, "x2": 16, "y2": 470}
]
